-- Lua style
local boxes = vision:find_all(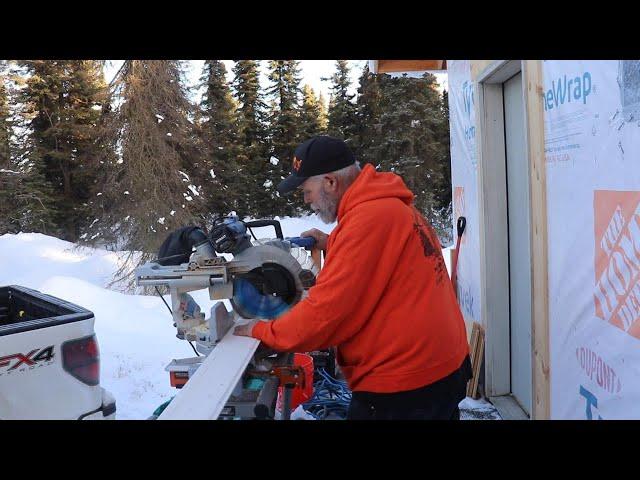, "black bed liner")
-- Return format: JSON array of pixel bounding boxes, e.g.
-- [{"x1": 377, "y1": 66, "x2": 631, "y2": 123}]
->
[{"x1": 0, "y1": 285, "x2": 93, "y2": 337}]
